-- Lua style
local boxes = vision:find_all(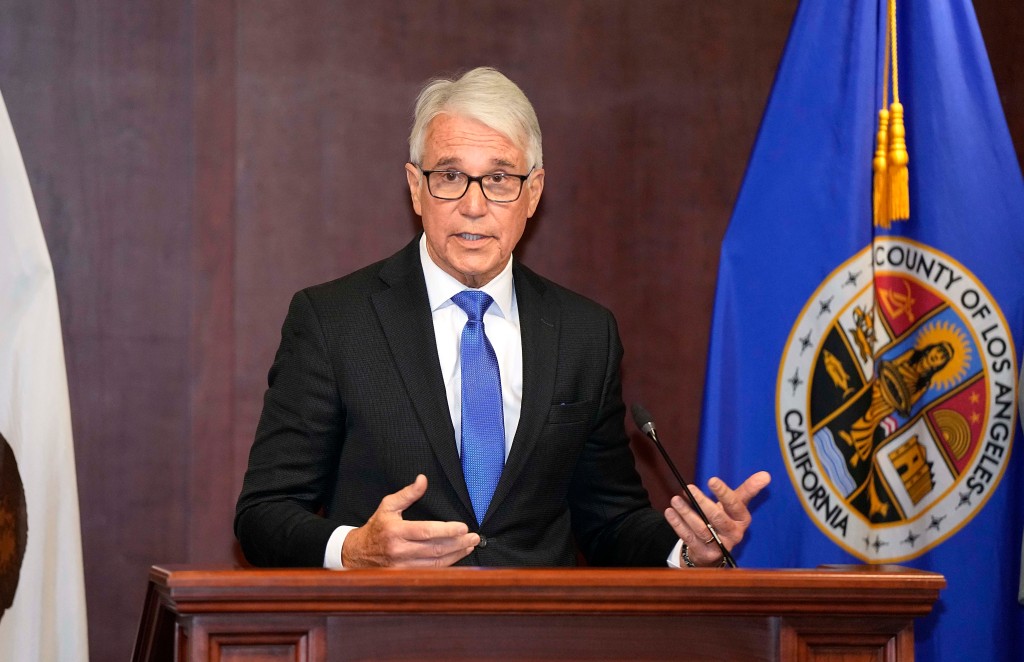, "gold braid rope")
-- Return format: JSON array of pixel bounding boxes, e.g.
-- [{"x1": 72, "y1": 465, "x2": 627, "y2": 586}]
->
[{"x1": 873, "y1": 0, "x2": 910, "y2": 228}]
